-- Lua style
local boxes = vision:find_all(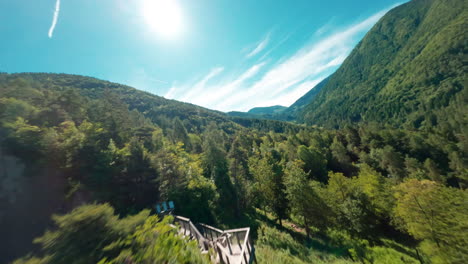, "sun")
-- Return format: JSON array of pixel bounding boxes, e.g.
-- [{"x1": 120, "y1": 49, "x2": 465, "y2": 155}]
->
[{"x1": 142, "y1": 0, "x2": 184, "y2": 39}]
